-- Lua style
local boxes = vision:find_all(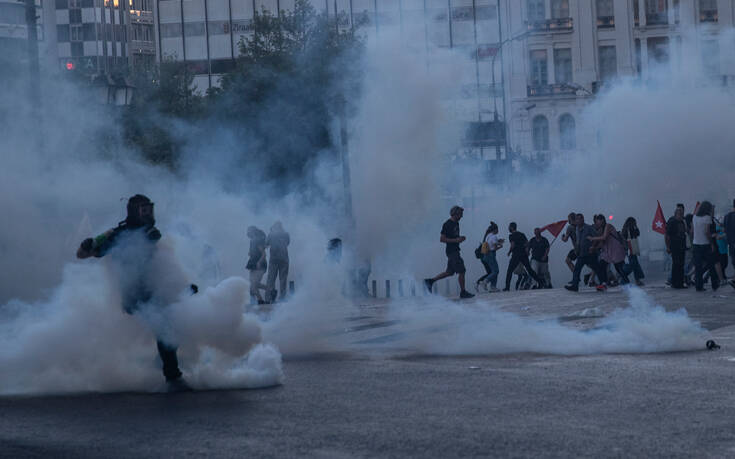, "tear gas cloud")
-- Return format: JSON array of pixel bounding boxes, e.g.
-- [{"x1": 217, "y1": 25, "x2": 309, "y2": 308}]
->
[{"x1": 0, "y1": 25, "x2": 732, "y2": 394}]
